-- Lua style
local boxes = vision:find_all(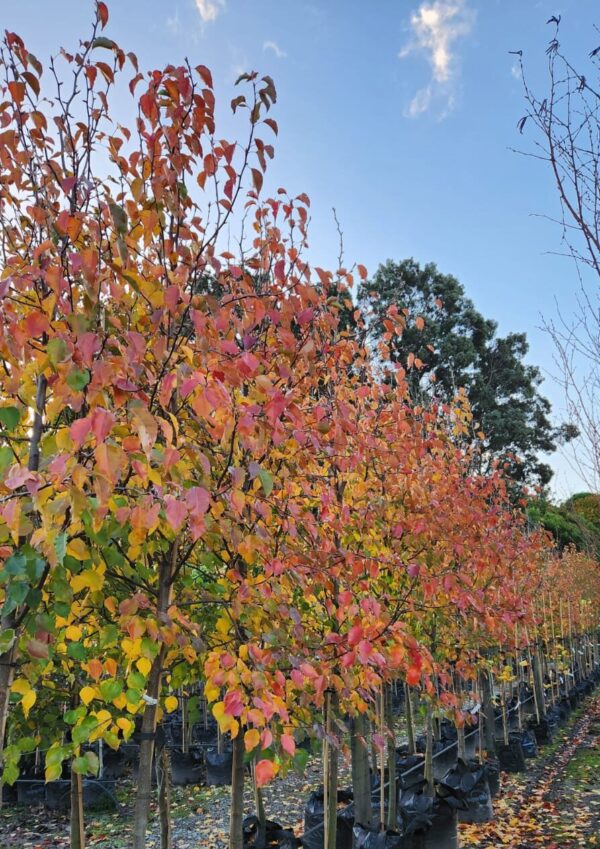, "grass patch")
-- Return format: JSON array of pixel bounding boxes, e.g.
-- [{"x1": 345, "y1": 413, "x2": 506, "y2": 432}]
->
[{"x1": 565, "y1": 745, "x2": 600, "y2": 783}]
